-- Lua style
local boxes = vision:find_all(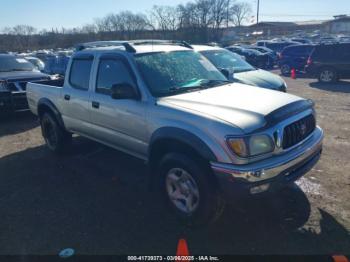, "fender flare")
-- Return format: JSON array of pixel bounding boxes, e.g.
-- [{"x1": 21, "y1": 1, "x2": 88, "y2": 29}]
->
[
  {"x1": 149, "y1": 127, "x2": 217, "y2": 162},
  {"x1": 37, "y1": 98, "x2": 65, "y2": 128}
]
